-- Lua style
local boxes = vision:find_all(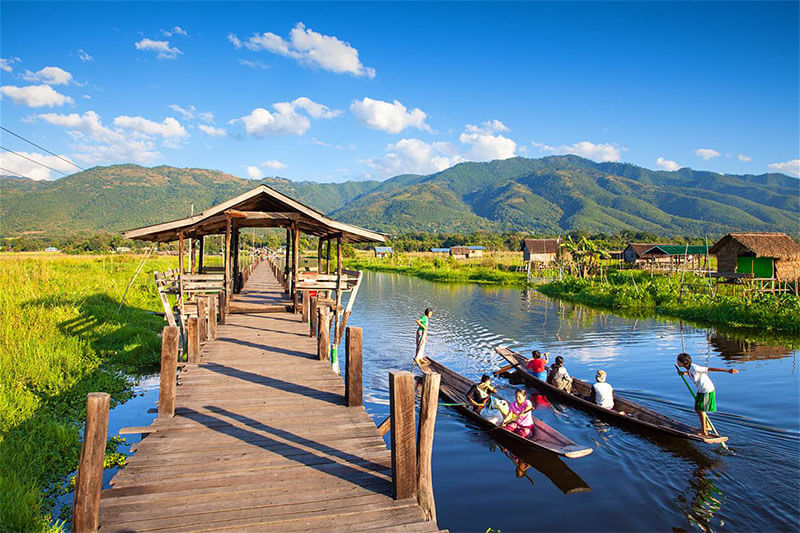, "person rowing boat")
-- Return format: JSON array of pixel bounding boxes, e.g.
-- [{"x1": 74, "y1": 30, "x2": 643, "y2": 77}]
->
[
  {"x1": 465, "y1": 374, "x2": 497, "y2": 414},
  {"x1": 676, "y1": 352, "x2": 737, "y2": 437}
]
